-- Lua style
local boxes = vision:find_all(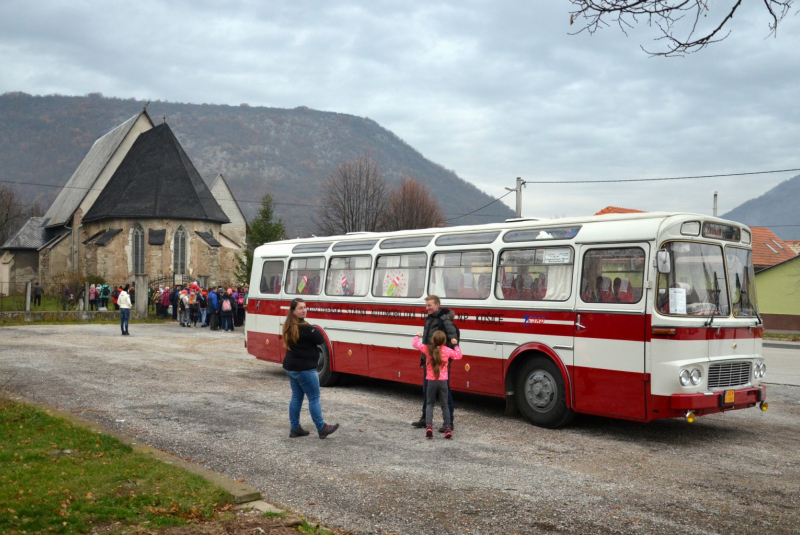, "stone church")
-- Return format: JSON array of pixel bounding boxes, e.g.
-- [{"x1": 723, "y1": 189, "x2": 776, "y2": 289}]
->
[{"x1": 0, "y1": 110, "x2": 246, "y2": 289}]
